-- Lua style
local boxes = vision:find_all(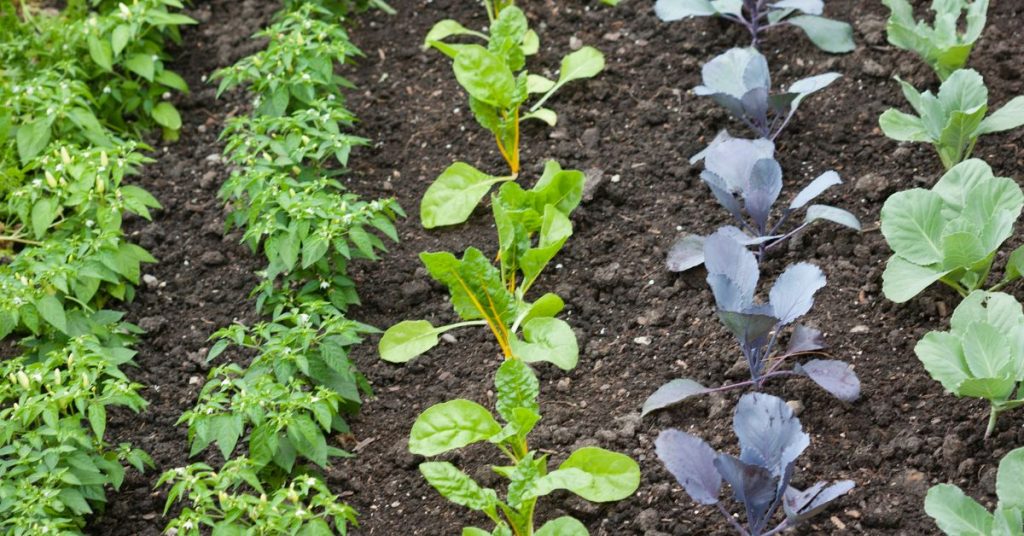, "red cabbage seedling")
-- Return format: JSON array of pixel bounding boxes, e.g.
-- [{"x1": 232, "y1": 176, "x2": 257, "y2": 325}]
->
[
  {"x1": 655, "y1": 393, "x2": 855, "y2": 535},
  {"x1": 647, "y1": 230, "x2": 860, "y2": 416},
  {"x1": 668, "y1": 137, "x2": 860, "y2": 272},
  {"x1": 654, "y1": 0, "x2": 854, "y2": 53}
]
